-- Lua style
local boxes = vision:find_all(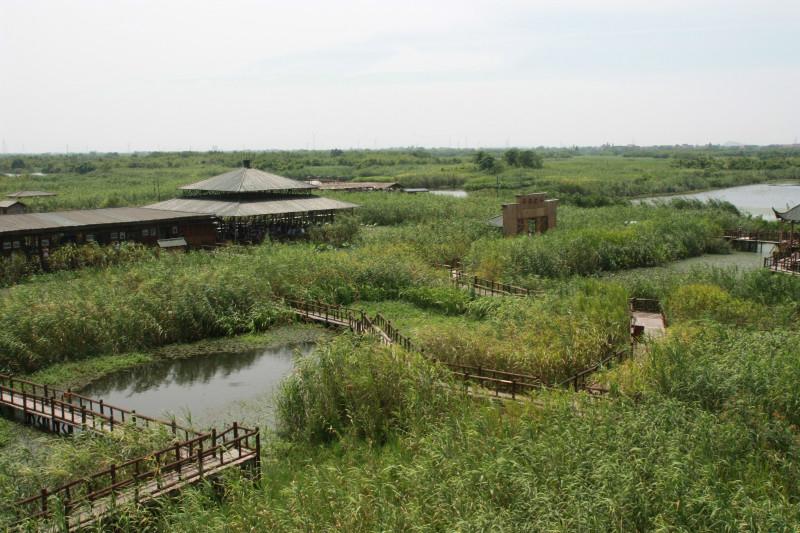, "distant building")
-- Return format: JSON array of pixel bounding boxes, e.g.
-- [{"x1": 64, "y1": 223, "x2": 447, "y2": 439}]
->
[
  {"x1": 308, "y1": 181, "x2": 400, "y2": 192},
  {"x1": 146, "y1": 160, "x2": 358, "y2": 242},
  {"x1": 489, "y1": 193, "x2": 558, "y2": 237},
  {"x1": 0, "y1": 200, "x2": 27, "y2": 215},
  {"x1": 0, "y1": 207, "x2": 216, "y2": 257},
  {"x1": 5, "y1": 190, "x2": 57, "y2": 199}
]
